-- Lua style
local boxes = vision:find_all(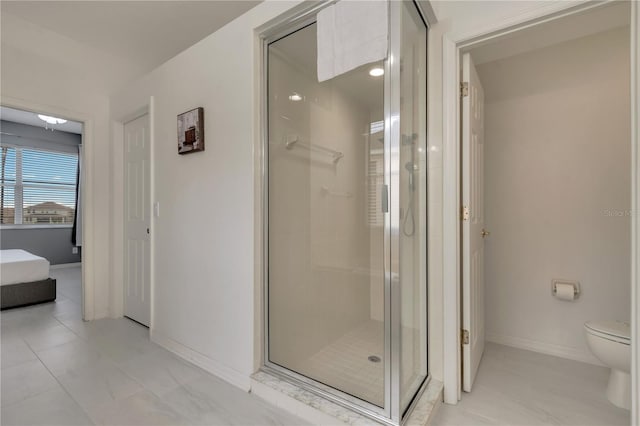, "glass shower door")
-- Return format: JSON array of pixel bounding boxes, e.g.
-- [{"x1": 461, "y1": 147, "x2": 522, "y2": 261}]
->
[
  {"x1": 265, "y1": 1, "x2": 429, "y2": 422},
  {"x1": 398, "y1": 0, "x2": 428, "y2": 414},
  {"x1": 267, "y1": 23, "x2": 386, "y2": 408},
  {"x1": 387, "y1": 1, "x2": 428, "y2": 419}
]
